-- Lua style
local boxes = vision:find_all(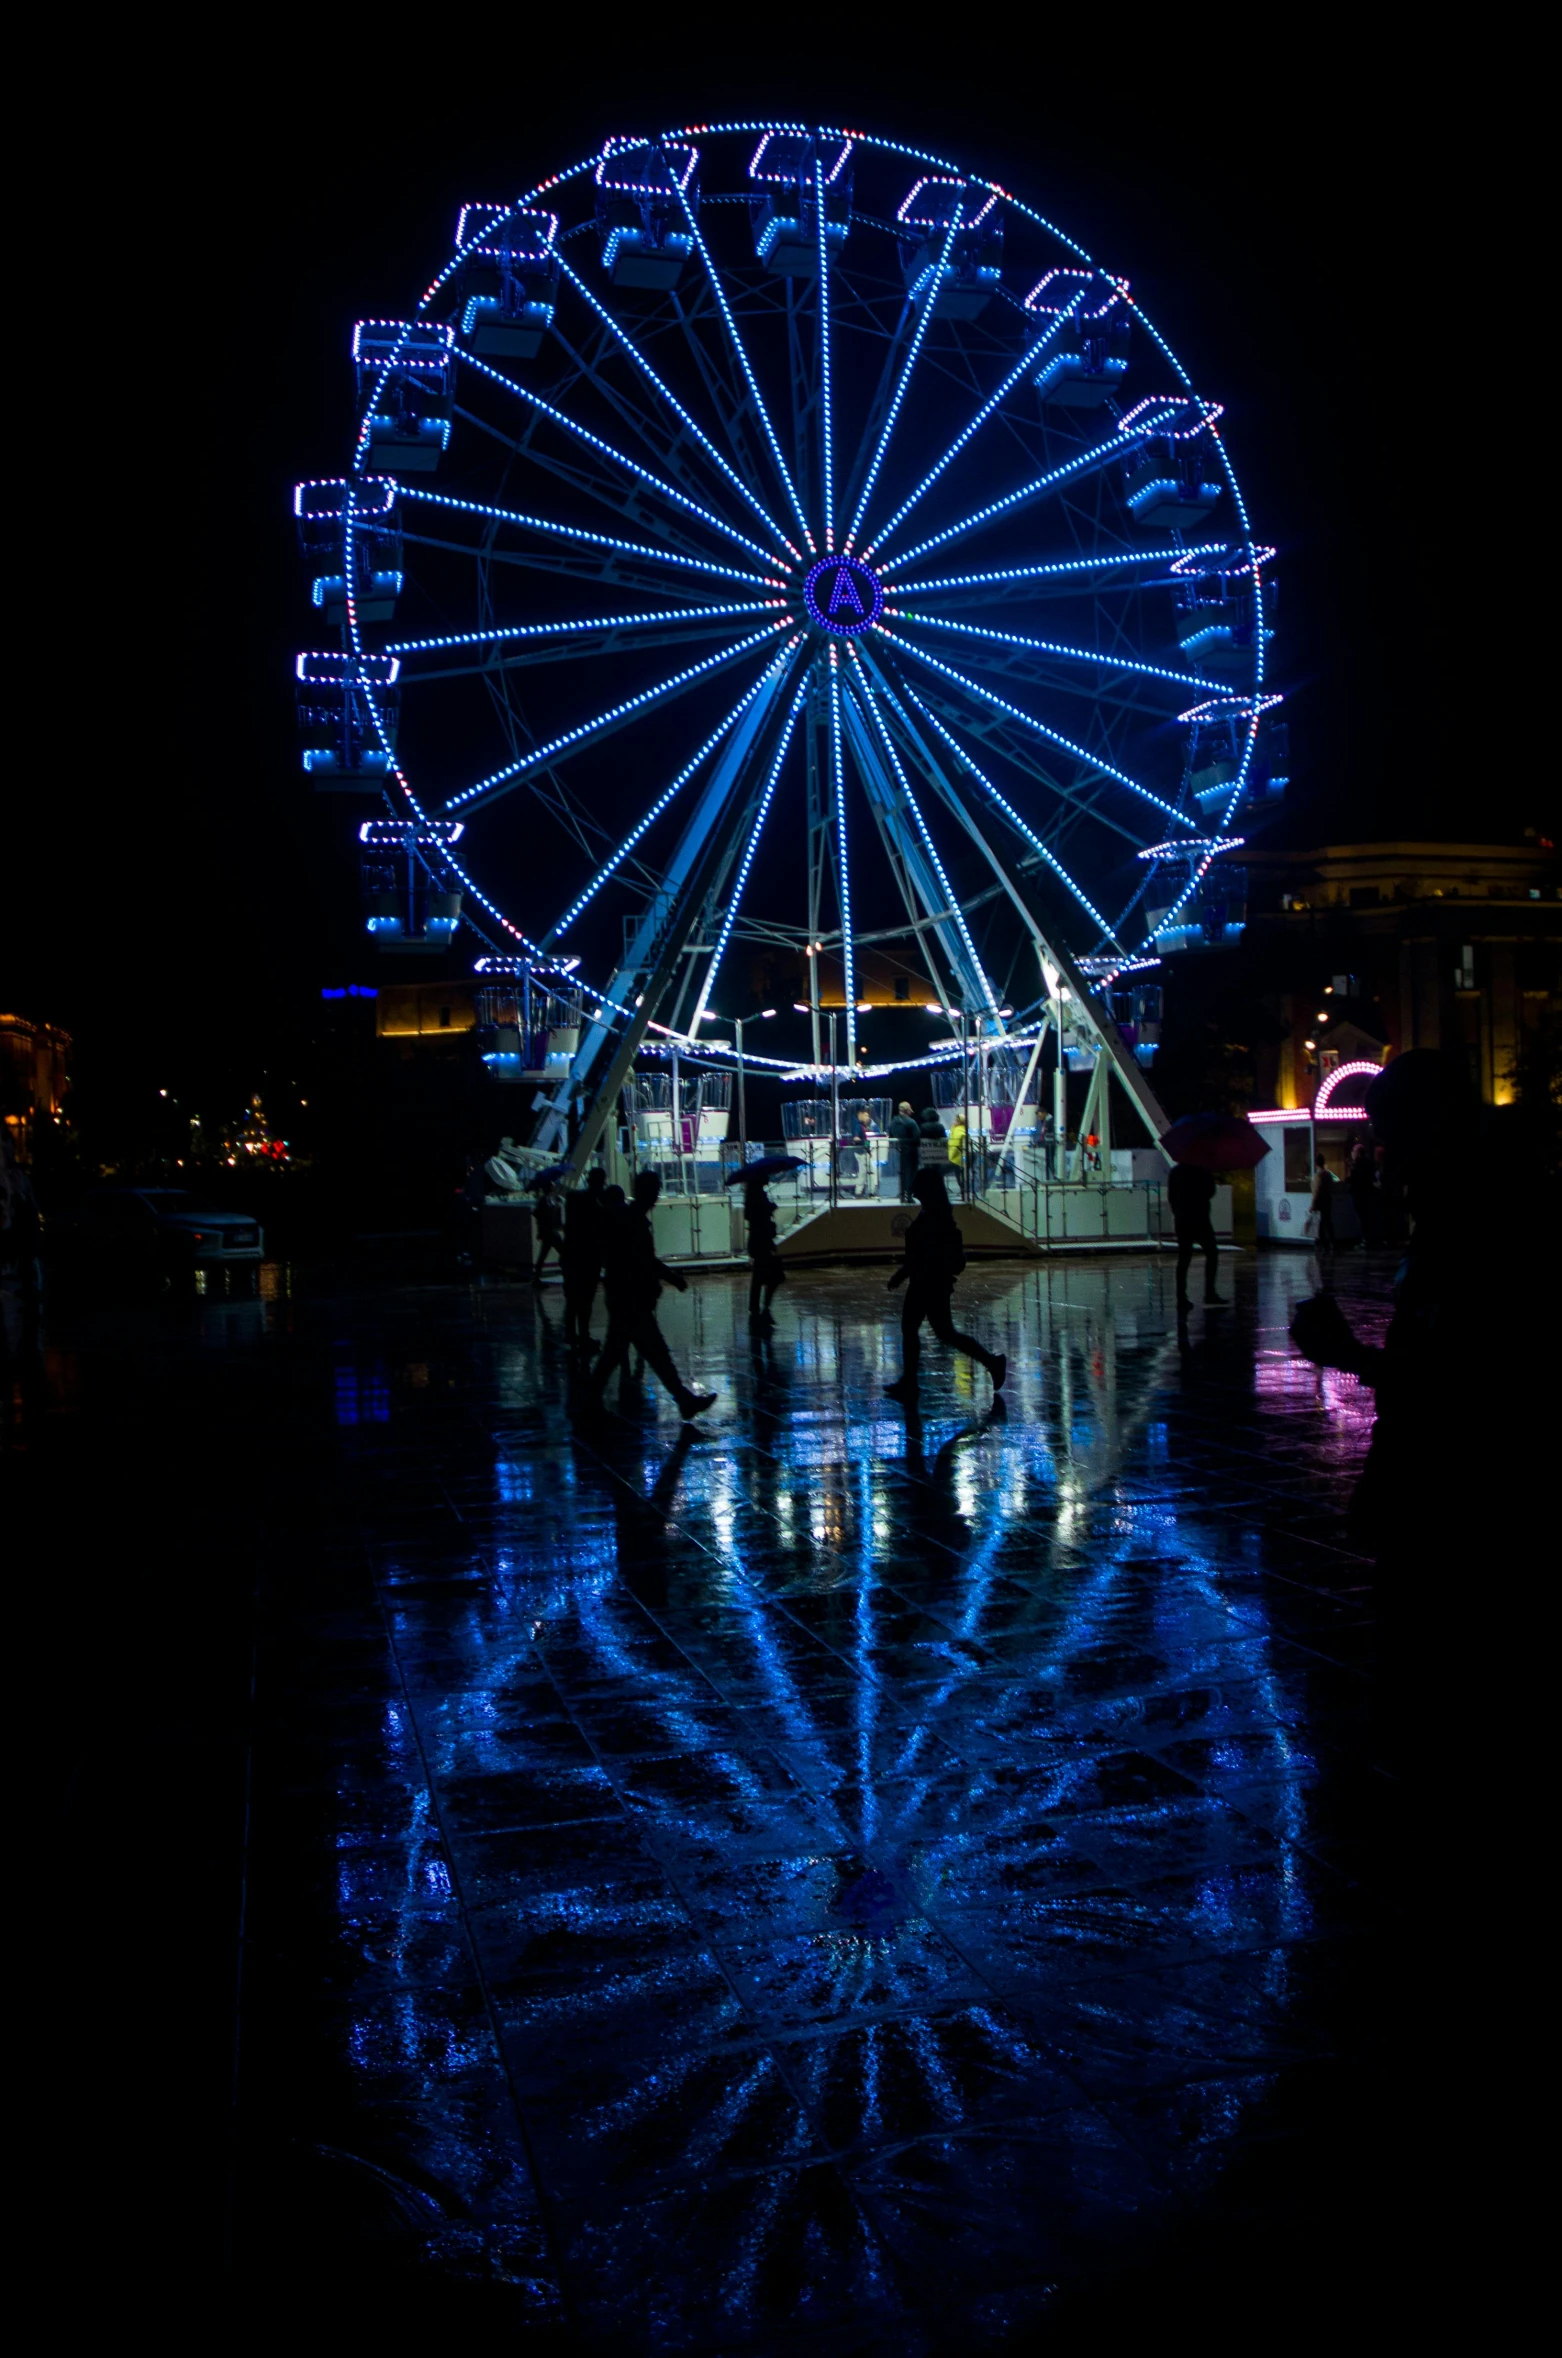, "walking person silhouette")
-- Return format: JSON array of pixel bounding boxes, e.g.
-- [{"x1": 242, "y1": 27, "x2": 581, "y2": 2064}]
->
[
  {"x1": 743, "y1": 1177, "x2": 786, "y2": 1326},
  {"x1": 585, "y1": 1171, "x2": 716, "y2": 1420},
  {"x1": 885, "y1": 1169, "x2": 1006, "y2": 1401},
  {"x1": 562, "y1": 1165, "x2": 608, "y2": 1354},
  {"x1": 1168, "y1": 1160, "x2": 1225, "y2": 1310}
]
